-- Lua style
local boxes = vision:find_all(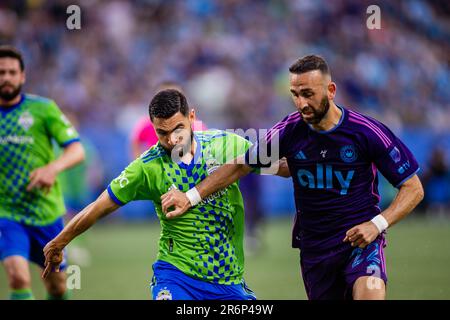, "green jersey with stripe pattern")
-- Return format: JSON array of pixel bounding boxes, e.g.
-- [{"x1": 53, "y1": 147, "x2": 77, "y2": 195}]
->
[
  {"x1": 0, "y1": 94, "x2": 80, "y2": 226},
  {"x1": 108, "y1": 130, "x2": 251, "y2": 285}
]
